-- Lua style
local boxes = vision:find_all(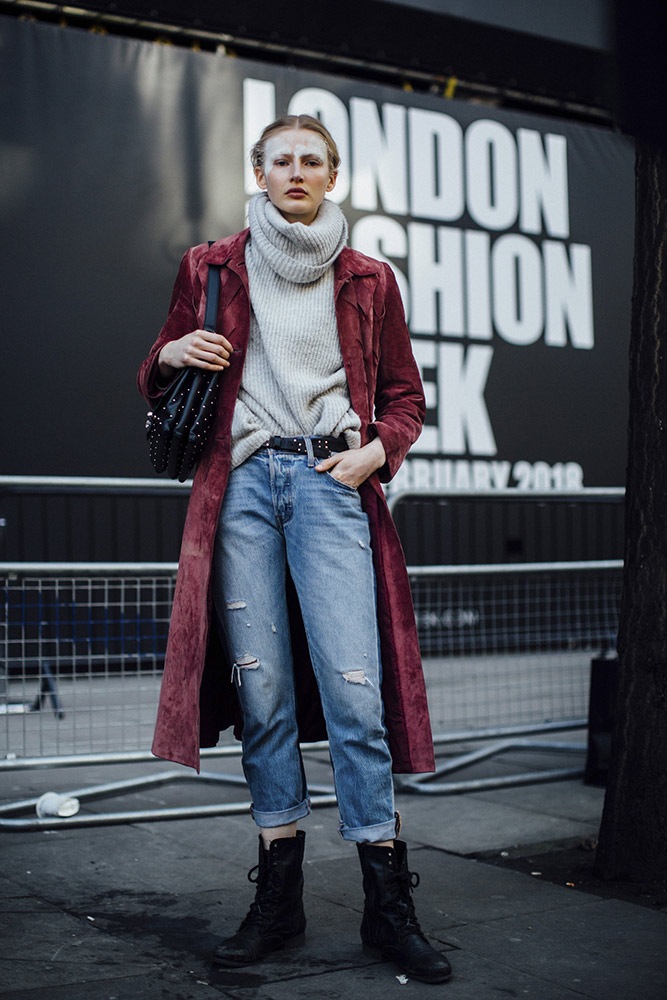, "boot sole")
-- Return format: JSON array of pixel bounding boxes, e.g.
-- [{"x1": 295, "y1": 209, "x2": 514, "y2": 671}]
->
[
  {"x1": 212, "y1": 932, "x2": 306, "y2": 968},
  {"x1": 362, "y1": 942, "x2": 453, "y2": 983}
]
